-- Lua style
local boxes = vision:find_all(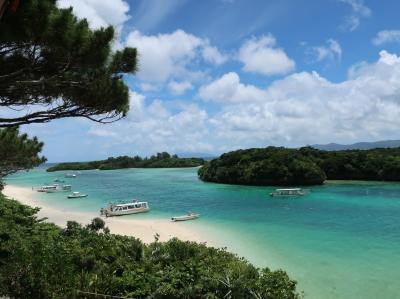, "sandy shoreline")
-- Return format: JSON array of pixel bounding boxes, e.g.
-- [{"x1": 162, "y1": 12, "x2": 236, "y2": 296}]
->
[{"x1": 3, "y1": 184, "x2": 209, "y2": 244}]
